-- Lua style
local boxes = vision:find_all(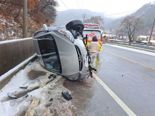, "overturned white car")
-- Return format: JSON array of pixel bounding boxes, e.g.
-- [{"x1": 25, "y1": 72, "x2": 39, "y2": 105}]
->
[{"x1": 33, "y1": 20, "x2": 94, "y2": 81}]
